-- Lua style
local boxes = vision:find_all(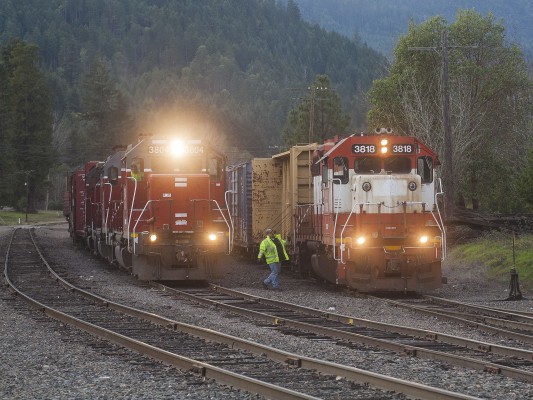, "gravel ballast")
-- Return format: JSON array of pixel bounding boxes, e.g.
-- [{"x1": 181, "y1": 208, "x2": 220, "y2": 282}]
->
[{"x1": 2, "y1": 223, "x2": 533, "y2": 399}]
